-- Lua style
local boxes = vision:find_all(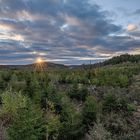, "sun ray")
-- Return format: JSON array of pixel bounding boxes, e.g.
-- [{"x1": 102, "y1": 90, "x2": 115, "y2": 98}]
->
[
  {"x1": 33, "y1": 57, "x2": 47, "y2": 73},
  {"x1": 36, "y1": 57, "x2": 43, "y2": 64}
]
